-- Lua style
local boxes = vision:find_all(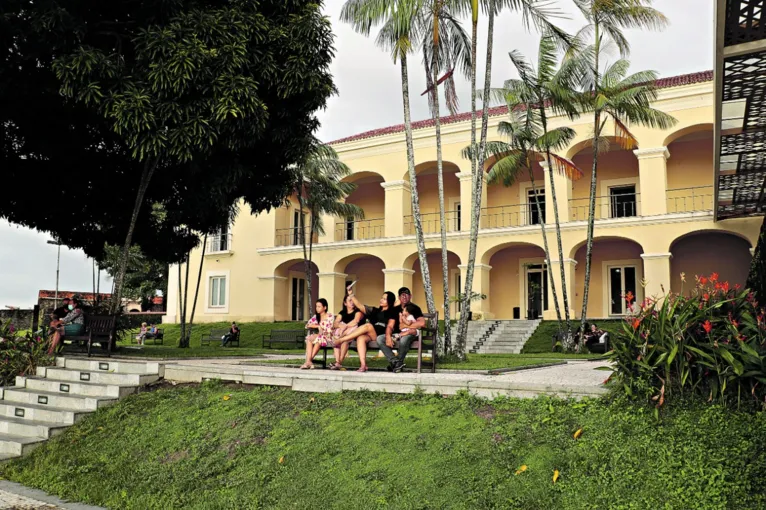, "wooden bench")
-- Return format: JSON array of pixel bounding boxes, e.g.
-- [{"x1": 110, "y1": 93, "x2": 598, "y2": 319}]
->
[
  {"x1": 200, "y1": 329, "x2": 239, "y2": 347},
  {"x1": 145, "y1": 328, "x2": 164, "y2": 345},
  {"x1": 313, "y1": 312, "x2": 439, "y2": 373},
  {"x1": 62, "y1": 315, "x2": 116, "y2": 357},
  {"x1": 262, "y1": 329, "x2": 305, "y2": 349}
]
